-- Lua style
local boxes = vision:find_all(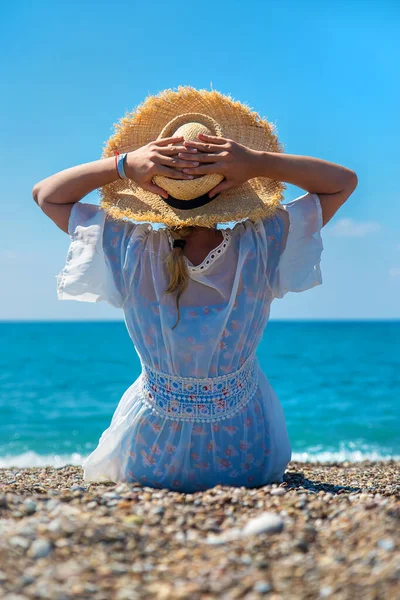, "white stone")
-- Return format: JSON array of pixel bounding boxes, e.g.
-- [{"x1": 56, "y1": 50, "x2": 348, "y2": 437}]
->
[
  {"x1": 319, "y1": 586, "x2": 333, "y2": 598},
  {"x1": 115, "y1": 484, "x2": 129, "y2": 494},
  {"x1": 206, "y1": 527, "x2": 242, "y2": 545},
  {"x1": 103, "y1": 492, "x2": 122, "y2": 500},
  {"x1": 378, "y1": 538, "x2": 395, "y2": 551},
  {"x1": 70, "y1": 485, "x2": 86, "y2": 492},
  {"x1": 23, "y1": 499, "x2": 37, "y2": 514},
  {"x1": 270, "y1": 487, "x2": 286, "y2": 496},
  {"x1": 47, "y1": 518, "x2": 62, "y2": 533},
  {"x1": 241, "y1": 512, "x2": 284, "y2": 536},
  {"x1": 254, "y1": 581, "x2": 273, "y2": 593},
  {"x1": 9, "y1": 536, "x2": 31, "y2": 549},
  {"x1": 28, "y1": 538, "x2": 52, "y2": 559},
  {"x1": 45, "y1": 499, "x2": 60, "y2": 512}
]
